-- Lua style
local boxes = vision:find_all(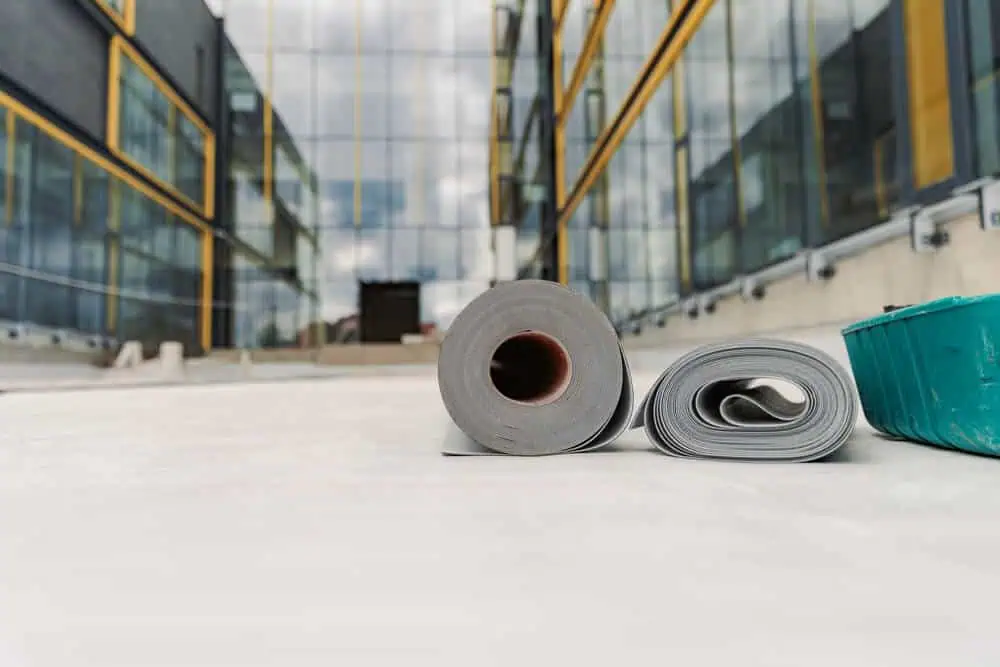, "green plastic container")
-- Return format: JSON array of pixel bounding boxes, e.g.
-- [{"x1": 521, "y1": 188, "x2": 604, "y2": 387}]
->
[{"x1": 841, "y1": 294, "x2": 1000, "y2": 456}]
